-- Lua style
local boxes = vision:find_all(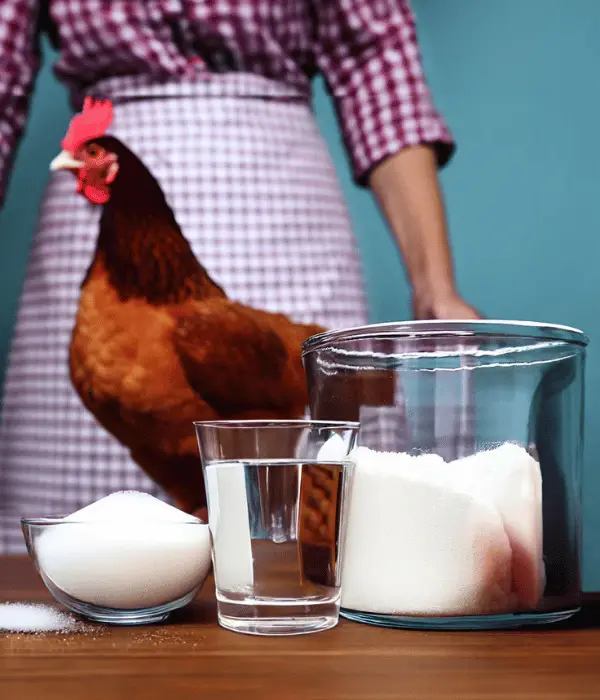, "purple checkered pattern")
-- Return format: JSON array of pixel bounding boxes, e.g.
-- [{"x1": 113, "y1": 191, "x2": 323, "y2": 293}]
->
[
  {"x1": 0, "y1": 92, "x2": 370, "y2": 552},
  {"x1": 0, "y1": 0, "x2": 455, "y2": 552},
  {"x1": 0, "y1": 0, "x2": 453, "y2": 204}
]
